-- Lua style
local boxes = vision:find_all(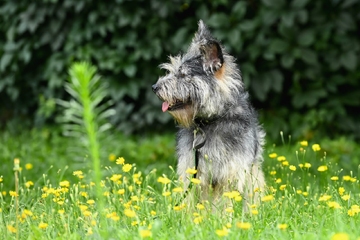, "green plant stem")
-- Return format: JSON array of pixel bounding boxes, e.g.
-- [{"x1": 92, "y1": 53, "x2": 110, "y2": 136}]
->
[{"x1": 79, "y1": 73, "x2": 107, "y2": 237}]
